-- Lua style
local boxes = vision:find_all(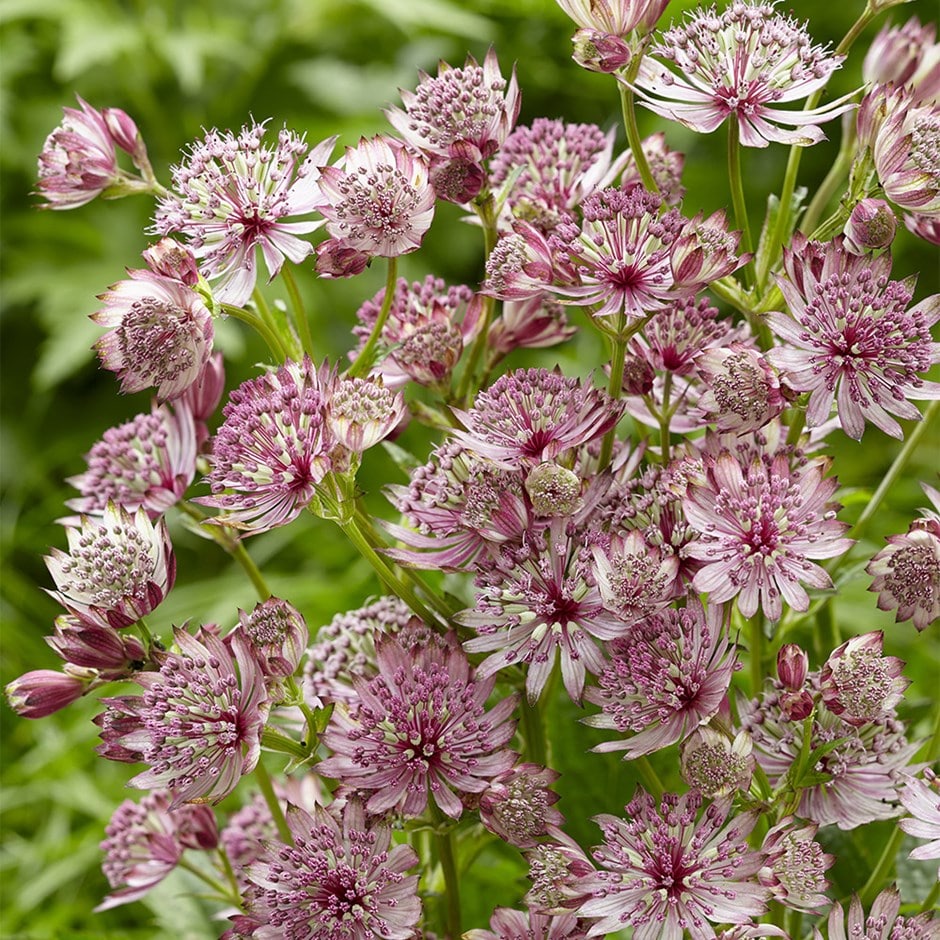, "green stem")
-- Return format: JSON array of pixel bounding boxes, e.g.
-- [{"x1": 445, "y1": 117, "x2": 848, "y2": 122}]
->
[
  {"x1": 708, "y1": 275, "x2": 753, "y2": 316},
  {"x1": 430, "y1": 804, "x2": 461, "y2": 939},
  {"x1": 261, "y1": 727, "x2": 310, "y2": 760},
  {"x1": 800, "y1": 129, "x2": 855, "y2": 236},
  {"x1": 280, "y1": 264, "x2": 315, "y2": 359},
  {"x1": 728, "y1": 118, "x2": 755, "y2": 290},
  {"x1": 748, "y1": 613, "x2": 764, "y2": 699},
  {"x1": 253, "y1": 287, "x2": 299, "y2": 360},
  {"x1": 598, "y1": 313, "x2": 627, "y2": 471},
  {"x1": 921, "y1": 881, "x2": 940, "y2": 916},
  {"x1": 215, "y1": 846, "x2": 243, "y2": 906},
  {"x1": 828, "y1": 400, "x2": 940, "y2": 581},
  {"x1": 618, "y1": 78, "x2": 658, "y2": 194},
  {"x1": 177, "y1": 857, "x2": 237, "y2": 902},
  {"x1": 255, "y1": 760, "x2": 293, "y2": 844},
  {"x1": 858, "y1": 827, "x2": 905, "y2": 906},
  {"x1": 520, "y1": 696, "x2": 548, "y2": 767},
  {"x1": 221, "y1": 303, "x2": 289, "y2": 361},
  {"x1": 819, "y1": 602, "x2": 841, "y2": 655},
  {"x1": 659, "y1": 370, "x2": 673, "y2": 464},
  {"x1": 916, "y1": 695, "x2": 940, "y2": 763},
  {"x1": 178, "y1": 503, "x2": 273, "y2": 601},
  {"x1": 634, "y1": 756, "x2": 665, "y2": 800},
  {"x1": 349, "y1": 257, "x2": 397, "y2": 379}
]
